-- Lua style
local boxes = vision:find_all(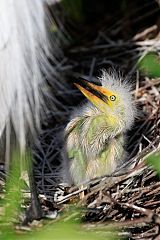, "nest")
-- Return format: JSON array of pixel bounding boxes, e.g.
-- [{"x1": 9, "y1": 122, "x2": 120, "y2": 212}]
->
[{"x1": 47, "y1": 76, "x2": 159, "y2": 240}]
